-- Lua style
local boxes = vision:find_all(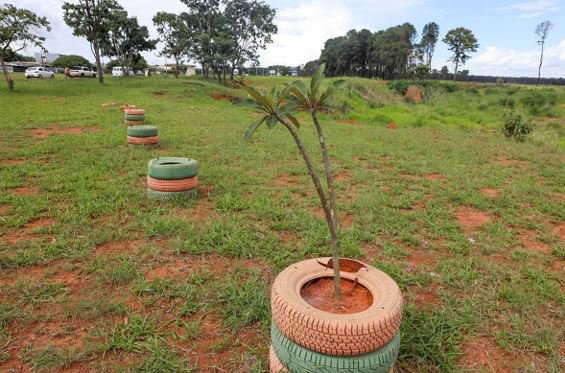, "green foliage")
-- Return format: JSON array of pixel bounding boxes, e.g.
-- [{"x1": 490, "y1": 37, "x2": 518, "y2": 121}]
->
[
  {"x1": 153, "y1": 12, "x2": 191, "y2": 78},
  {"x1": 100, "y1": 10, "x2": 157, "y2": 72},
  {"x1": 387, "y1": 80, "x2": 458, "y2": 95},
  {"x1": 502, "y1": 110, "x2": 534, "y2": 142},
  {"x1": 0, "y1": 3, "x2": 51, "y2": 90},
  {"x1": 442, "y1": 27, "x2": 479, "y2": 80},
  {"x1": 52, "y1": 54, "x2": 92, "y2": 68},
  {"x1": 520, "y1": 91, "x2": 556, "y2": 115},
  {"x1": 499, "y1": 97, "x2": 515, "y2": 109},
  {"x1": 419, "y1": 22, "x2": 440, "y2": 67}
]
